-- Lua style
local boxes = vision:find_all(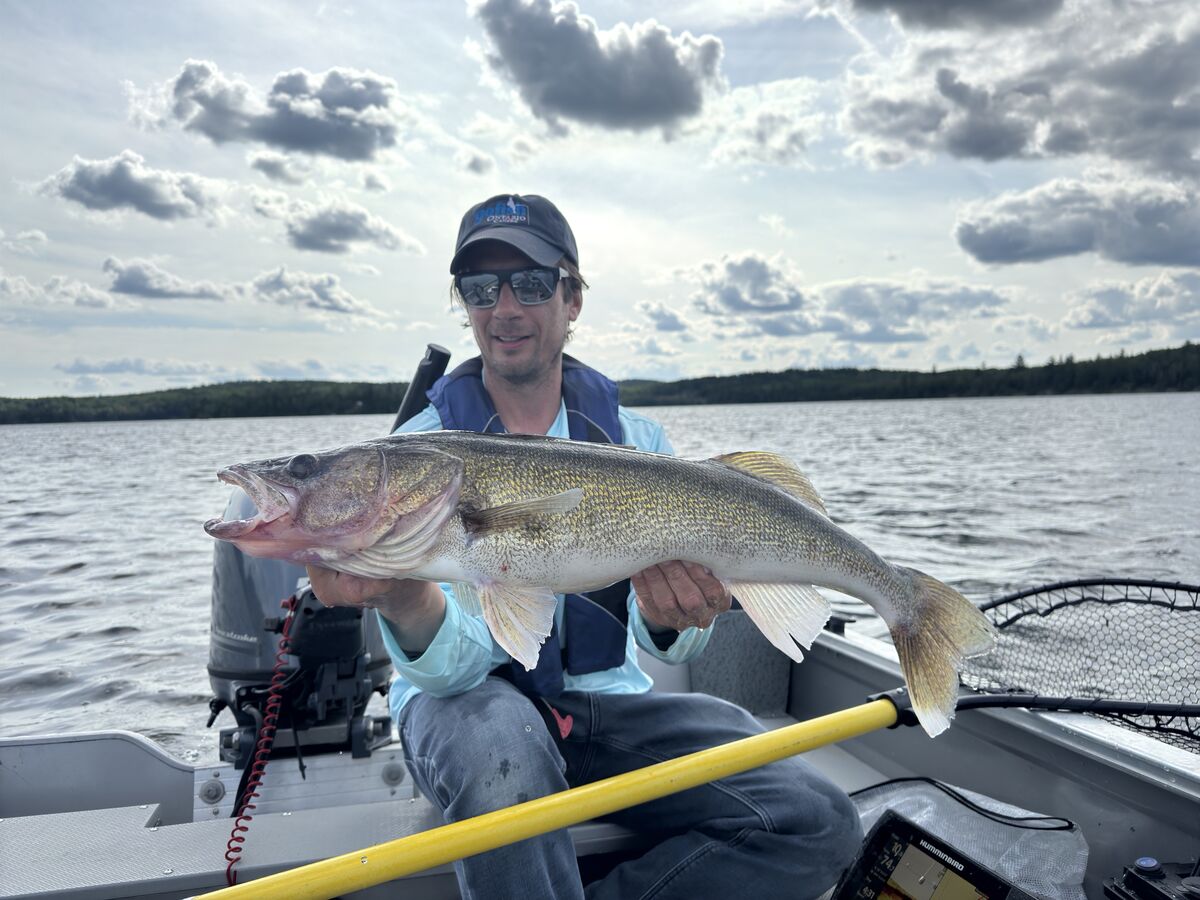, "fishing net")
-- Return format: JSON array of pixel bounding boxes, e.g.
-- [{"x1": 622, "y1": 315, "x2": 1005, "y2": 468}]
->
[{"x1": 960, "y1": 579, "x2": 1200, "y2": 753}]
